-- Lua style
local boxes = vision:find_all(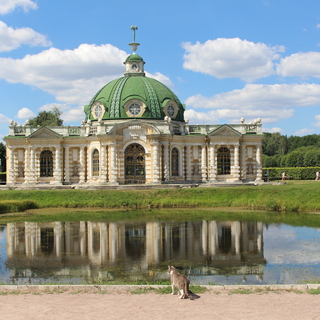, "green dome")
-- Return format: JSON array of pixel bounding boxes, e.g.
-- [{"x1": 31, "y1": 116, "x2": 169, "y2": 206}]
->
[
  {"x1": 125, "y1": 53, "x2": 144, "y2": 62},
  {"x1": 84, "y1": 75, "x2": 185, "y2": 122}
]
